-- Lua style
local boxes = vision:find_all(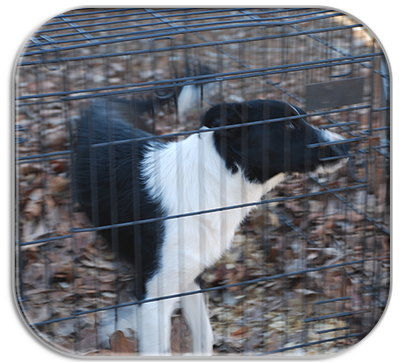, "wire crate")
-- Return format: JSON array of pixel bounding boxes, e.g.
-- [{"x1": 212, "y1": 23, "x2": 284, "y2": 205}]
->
[{"x1": 14, "y1": 7, "x2": 390, "y2": 356}]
